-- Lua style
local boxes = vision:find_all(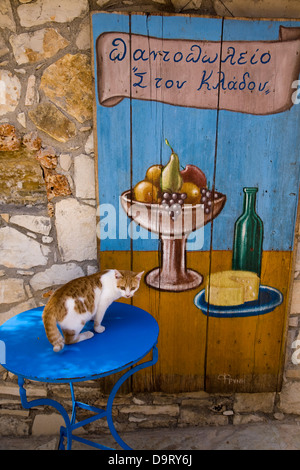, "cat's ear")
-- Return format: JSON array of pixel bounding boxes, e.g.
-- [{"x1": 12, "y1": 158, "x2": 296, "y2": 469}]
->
[
  {"x1": 135, "y1": 271, "x2": 144, "y2": 281},
  {"x1": 114, "y1": 269, "x2": 123, "y2": 279}
]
